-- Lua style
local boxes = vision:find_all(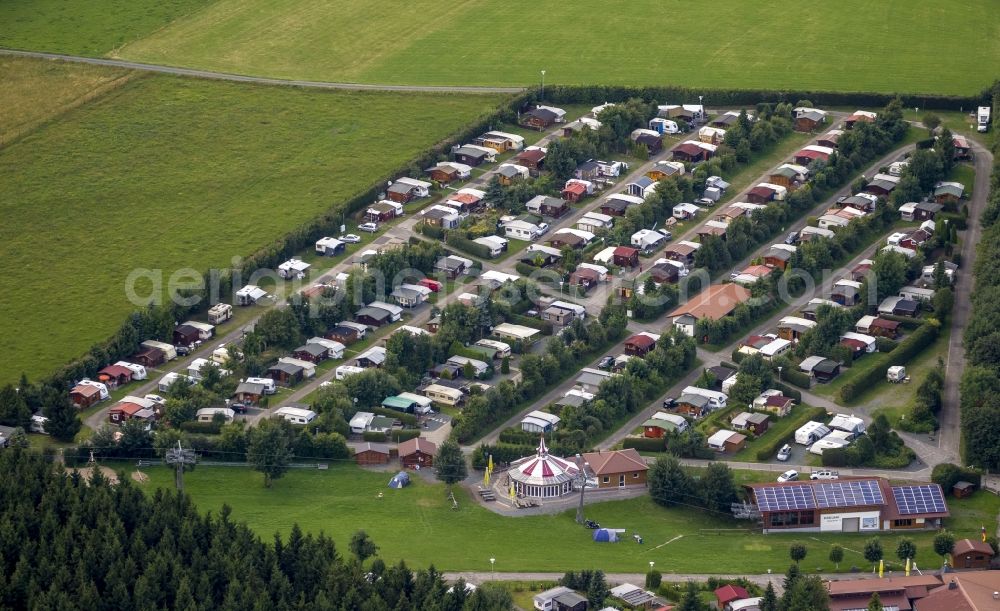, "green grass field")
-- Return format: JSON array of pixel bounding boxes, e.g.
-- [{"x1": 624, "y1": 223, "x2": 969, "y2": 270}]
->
[
  {"x1": 0, "y1": 0, "x2": 215, "y2": 56},
  {"x1": 0, "y1": 57, "x2": 130, "y2": 141},
  {"x1": 108, "y1": 0, "x2": 1000, "y2": 94},
  {"x1": 134, "y1": 462, "x2": 999, "y2": 573},
  {"x1": 0, "y1": 64, "x2": 503, "y2": 383}
]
